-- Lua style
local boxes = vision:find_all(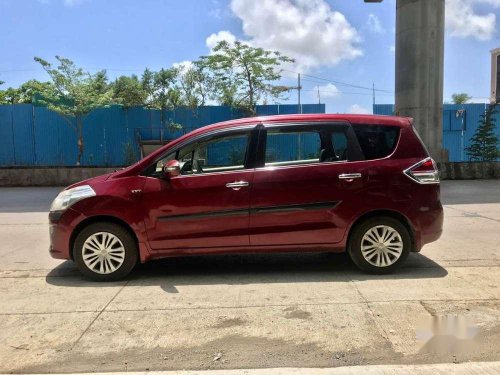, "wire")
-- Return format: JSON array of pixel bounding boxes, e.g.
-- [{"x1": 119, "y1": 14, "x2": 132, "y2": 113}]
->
[{"x1": 282, "y1": 68, "x2": 394, "y2": 94}]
